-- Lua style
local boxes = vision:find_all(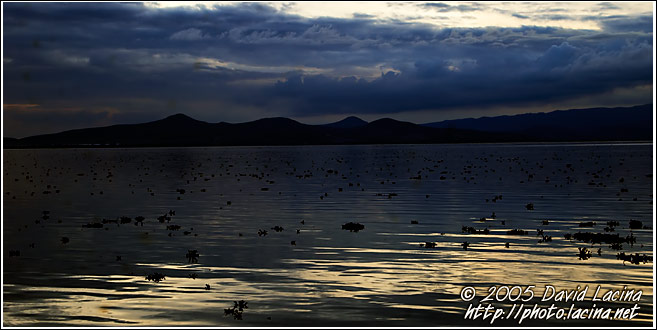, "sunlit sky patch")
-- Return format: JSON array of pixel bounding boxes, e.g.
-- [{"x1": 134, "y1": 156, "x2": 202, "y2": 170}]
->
[
  {"x1": 2, "y1": 1, "x2": 654, "y2": 137},
  {"x1": 144, "y1": 1, "x2": 649, "y2": 30}
]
